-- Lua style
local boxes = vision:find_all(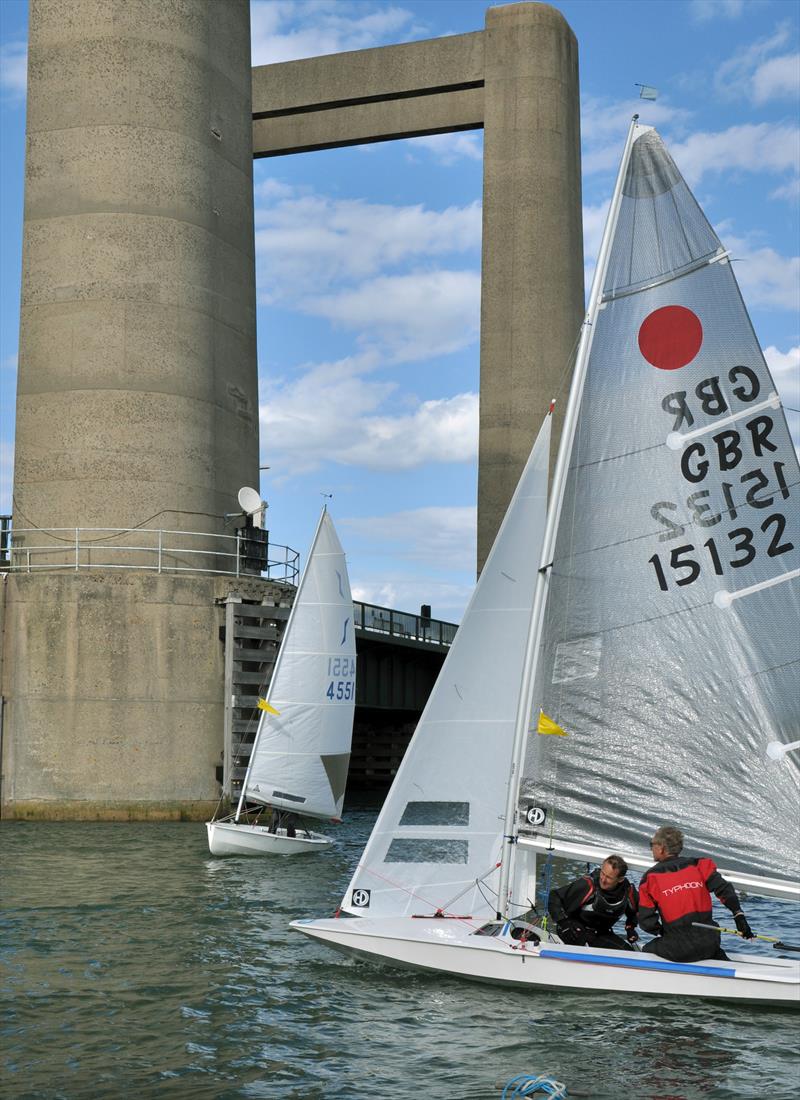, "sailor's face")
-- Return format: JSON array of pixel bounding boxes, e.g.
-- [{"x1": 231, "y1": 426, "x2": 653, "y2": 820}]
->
[{"x1": 599, "y1": 862, "x2": 622, "y2": 890}]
